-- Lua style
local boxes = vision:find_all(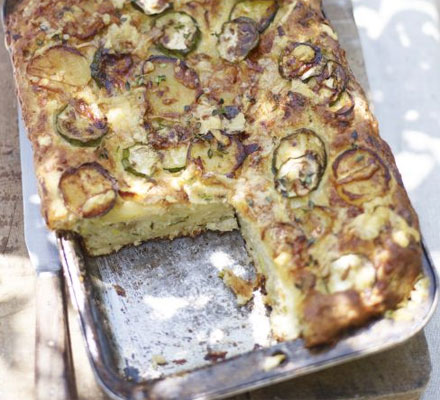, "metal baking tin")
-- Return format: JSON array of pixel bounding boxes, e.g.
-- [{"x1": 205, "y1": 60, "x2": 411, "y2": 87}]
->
[
  {"x1": 4, "y1": 0, "x2": 438, "y2": 399},
  {"x1": 57, "y1": 233, "x2": 437, "y2": 400}
]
